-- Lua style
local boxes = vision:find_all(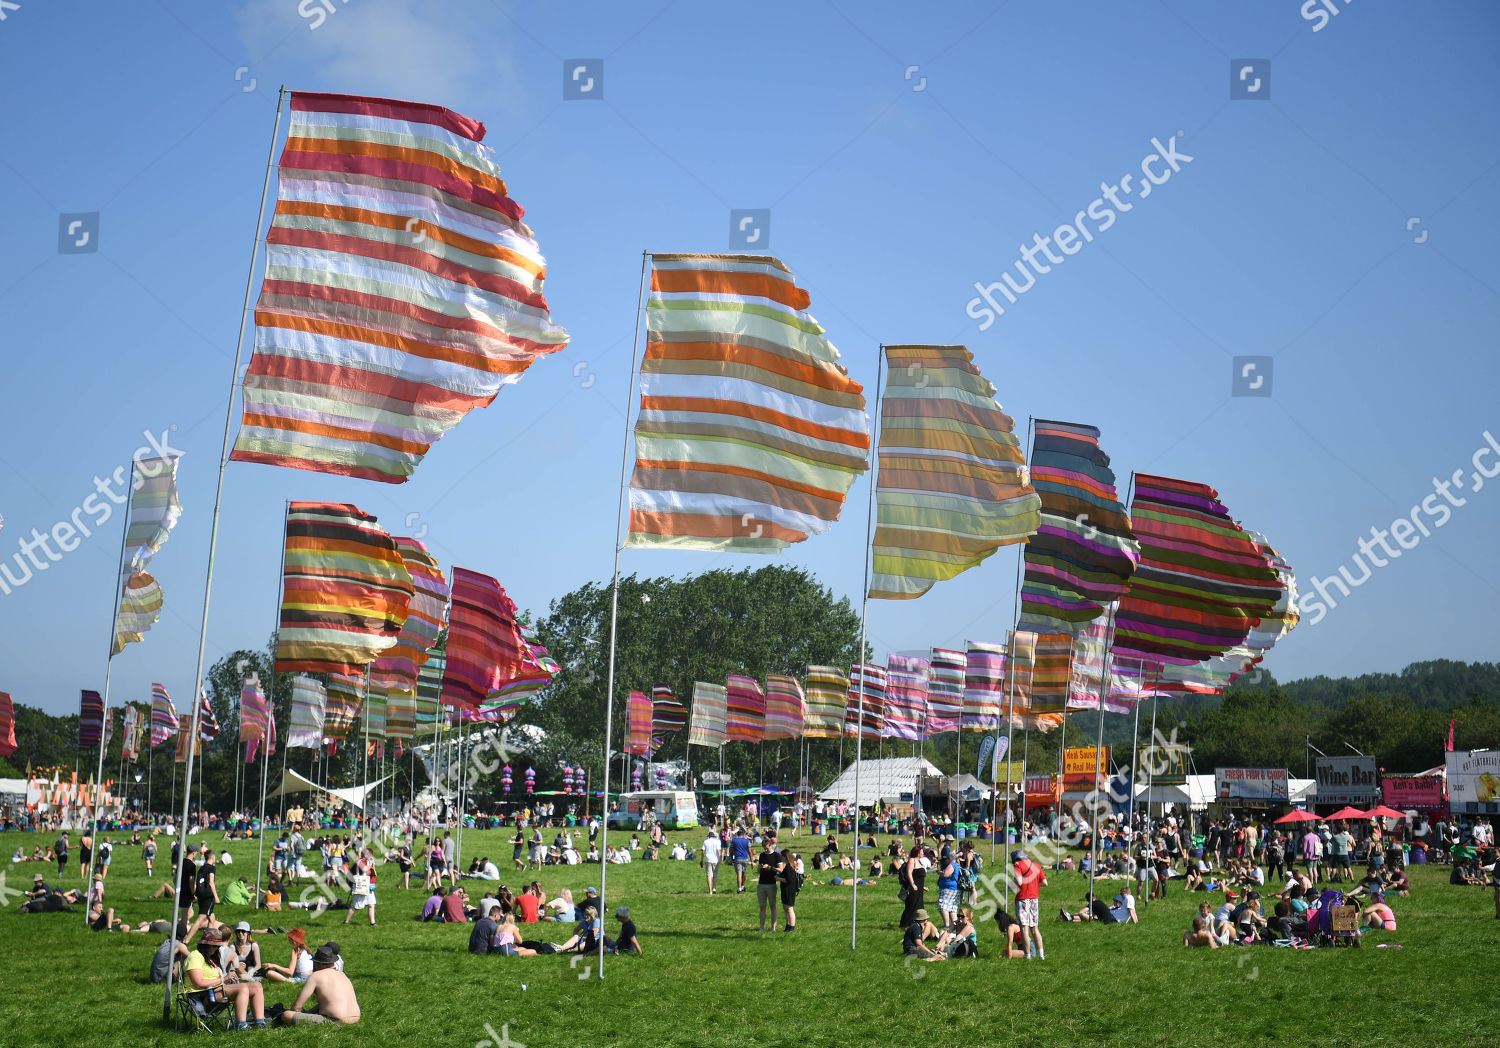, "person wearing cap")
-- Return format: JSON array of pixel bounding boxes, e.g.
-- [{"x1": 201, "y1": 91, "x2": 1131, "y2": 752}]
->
[
  {"x1": 608, "y1": 905, "x2": 642, "y2": 955},
  {"x1": 936, "y1": 846, "x2": 960, "y2": 928},
  {"x1": 1011, "y1": 850, "x2": 1047, "y2": 960},
  {"x1": 184, "y1": 925, "x2": 267, "y2": 1029},
  {"x1": 262, "y1": 927, "x2": 313, "y2": 983},
  {"x1": 279, "y1": 945, "x2": 360, "y2": 1025},
  {"x1": 900, "y1": 907, "x2": 947, "y2": 962},
  {"x1": 583, "y1": 885, "x2": 603, "y2": 916},
  {"x1": 228, "y1": 921, "x2": 262, "y2": 979}
]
